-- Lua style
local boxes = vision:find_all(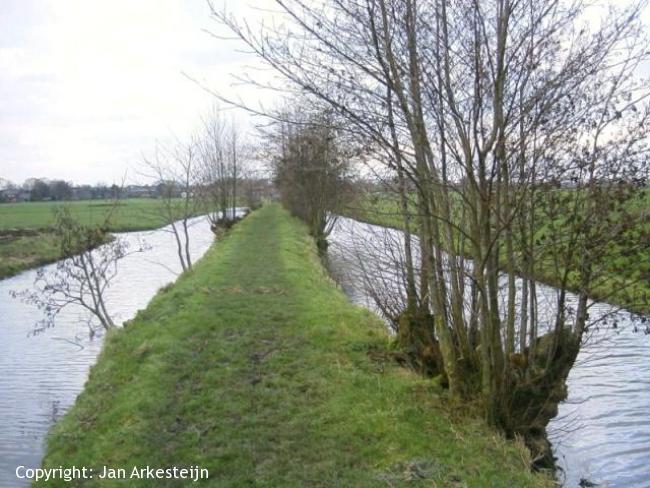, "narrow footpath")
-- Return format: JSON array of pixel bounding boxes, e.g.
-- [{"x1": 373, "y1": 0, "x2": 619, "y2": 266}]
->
[{"x1": 38, "y1": 205, "x2": 549, "y2": 487}]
